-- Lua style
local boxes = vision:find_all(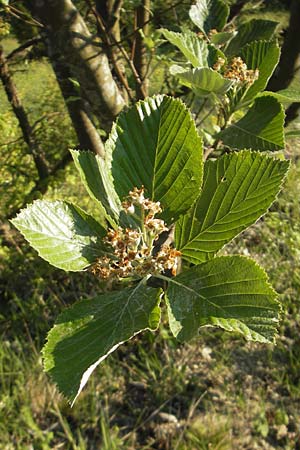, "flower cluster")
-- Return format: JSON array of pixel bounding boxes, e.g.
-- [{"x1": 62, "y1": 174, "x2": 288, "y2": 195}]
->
[
  {"x1": 90, "y1": 187, "x2": 181, "y2": 282},
  {"x1": 223, "y1": 57, "x2": 259, "y2": 85},
  {"x1": 213, "y1": 56, "x2": 226, "y2": 72}
]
